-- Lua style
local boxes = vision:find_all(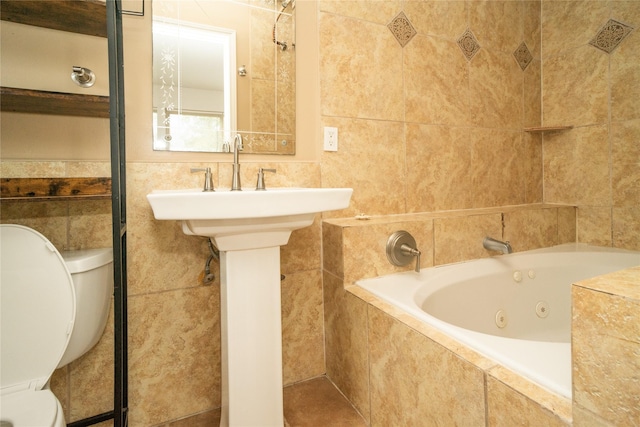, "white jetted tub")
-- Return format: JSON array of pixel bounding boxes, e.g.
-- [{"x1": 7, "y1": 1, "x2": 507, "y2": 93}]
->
[{"x1": 357, "y1": 243, "x2": 640, "y2": 398}]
